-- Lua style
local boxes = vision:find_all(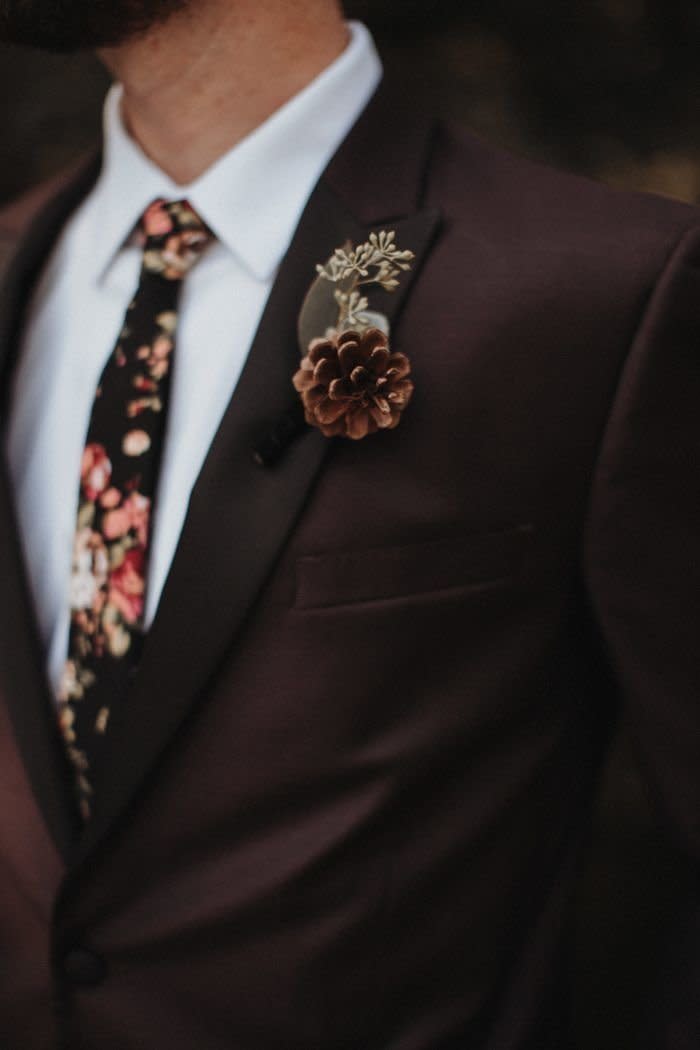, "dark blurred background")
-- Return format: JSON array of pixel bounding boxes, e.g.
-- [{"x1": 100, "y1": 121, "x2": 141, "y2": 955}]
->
[
  {"x1": 2, "y1": 0, "x2": 700, "y2": 205},
  {"x1": 1, "y1": 1, "x2": 698, "y2": 1047}
]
